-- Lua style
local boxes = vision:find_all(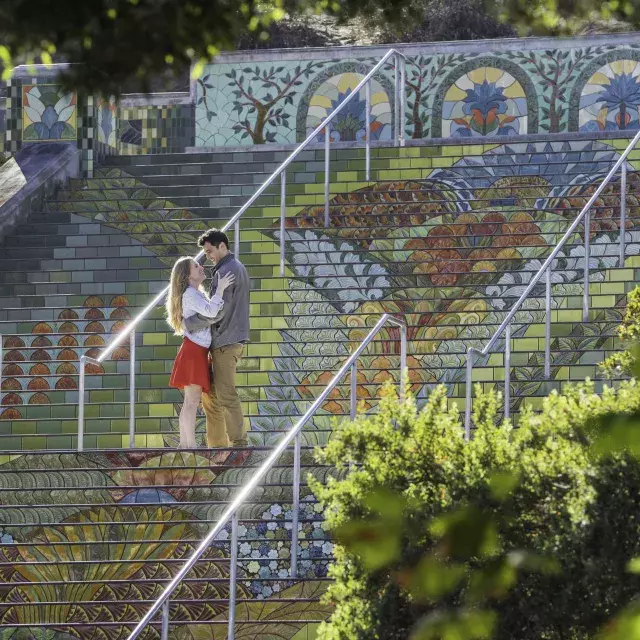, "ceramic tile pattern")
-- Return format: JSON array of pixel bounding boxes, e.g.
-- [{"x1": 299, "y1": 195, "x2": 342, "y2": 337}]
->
[
  {"x1": 0, "y1": 137, "x2": 637, "y2": 639},
  {"x1": 195, "y1": 42, "x2": 640, "y2": 146},
  {"x1": 0, "y1": 139, "x2": 635, "y2": 446}
]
